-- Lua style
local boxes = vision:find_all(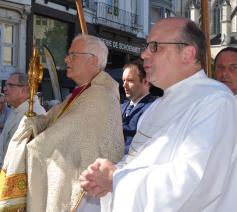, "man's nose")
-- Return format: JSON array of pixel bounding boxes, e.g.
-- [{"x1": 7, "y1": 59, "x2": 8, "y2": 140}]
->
[
  {"x1": 64, "y1": 56, "x2": 70, "y2": 63},
  {"x1": 221, "y1": 69, "x2": 229, "y2": 80},
  {"x1": 123, "y1": 81, "x2": 128, "y2": 88},
  {"x1": 141, "y1": 47, "x2": 150, "y2": 59}
]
